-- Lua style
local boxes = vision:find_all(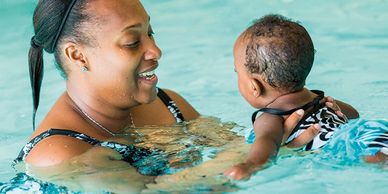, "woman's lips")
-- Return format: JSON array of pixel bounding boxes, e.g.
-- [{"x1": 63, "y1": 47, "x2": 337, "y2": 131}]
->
[
  {"x1": 138, "y1": 69, "x2": 156, "y2": 80},
  {"x1": 138, "y1": 69, "x2": 158, "y2": 84}
]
